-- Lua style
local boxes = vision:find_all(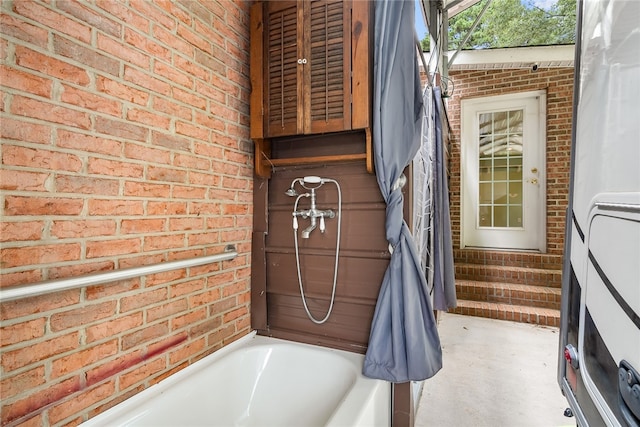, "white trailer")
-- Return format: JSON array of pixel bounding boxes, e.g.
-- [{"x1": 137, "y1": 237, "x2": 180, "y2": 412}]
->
[{"x1": 558, "y1": 0, "x2": 640, "y2": 425}]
